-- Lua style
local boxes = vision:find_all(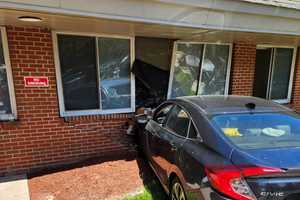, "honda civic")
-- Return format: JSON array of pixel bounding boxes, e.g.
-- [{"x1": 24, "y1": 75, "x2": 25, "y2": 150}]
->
[{"x1": 142, "y1": 95, "x2": 300, "y2": 200}]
